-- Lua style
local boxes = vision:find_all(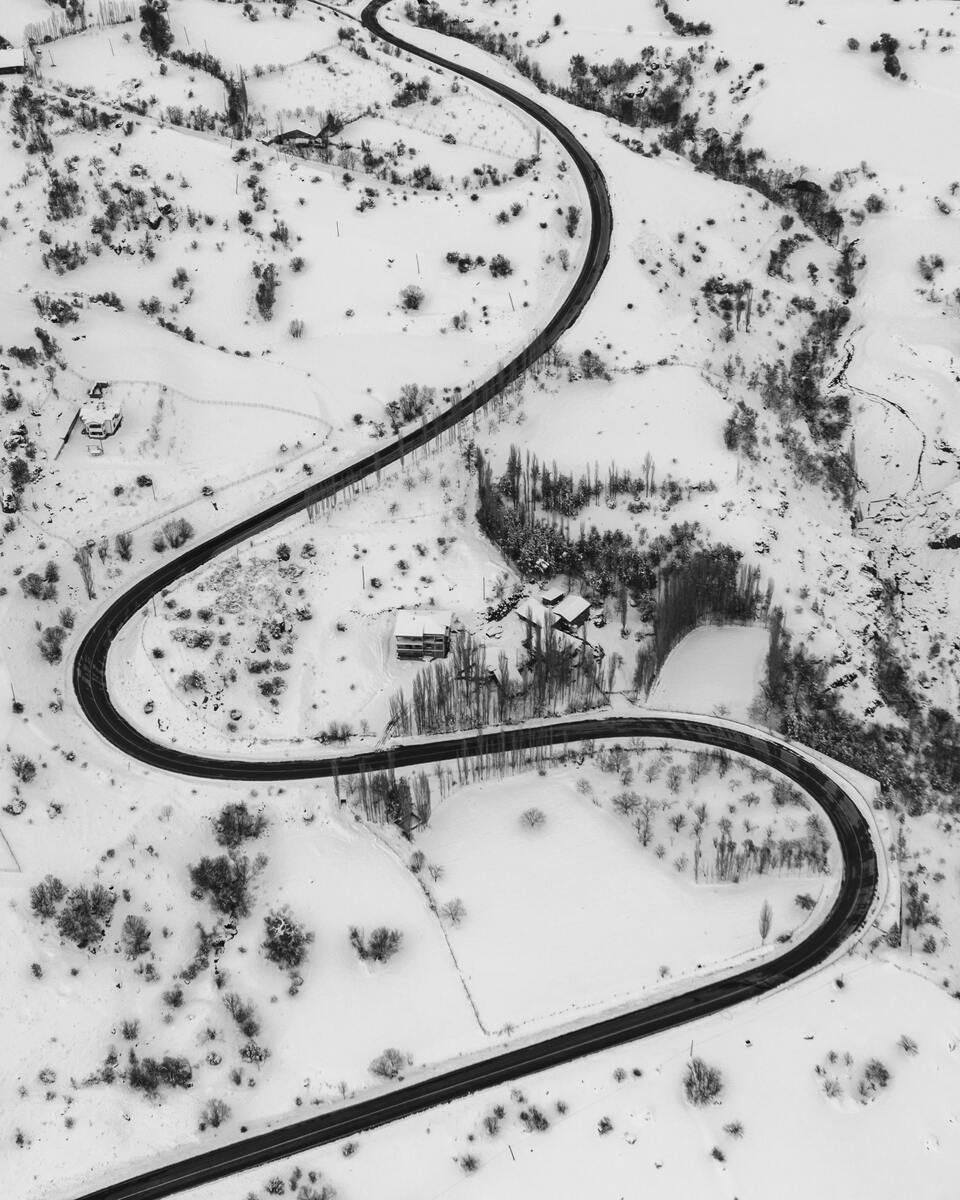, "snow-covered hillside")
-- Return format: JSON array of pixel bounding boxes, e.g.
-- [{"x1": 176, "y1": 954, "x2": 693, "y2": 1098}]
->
[{"x1": 2, "y1": 0, "x2": 959, "y2": 1198}]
